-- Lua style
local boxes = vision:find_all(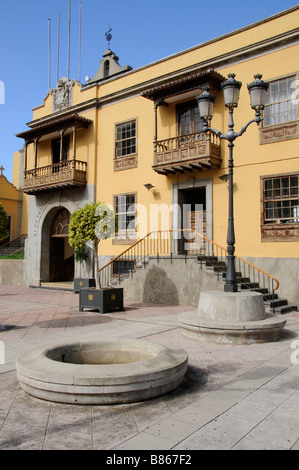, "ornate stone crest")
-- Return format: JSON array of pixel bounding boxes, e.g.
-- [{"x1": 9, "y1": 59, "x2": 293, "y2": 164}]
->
[{"x1": 51, "y1": 77, "x2": 74, "y2": 113}]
